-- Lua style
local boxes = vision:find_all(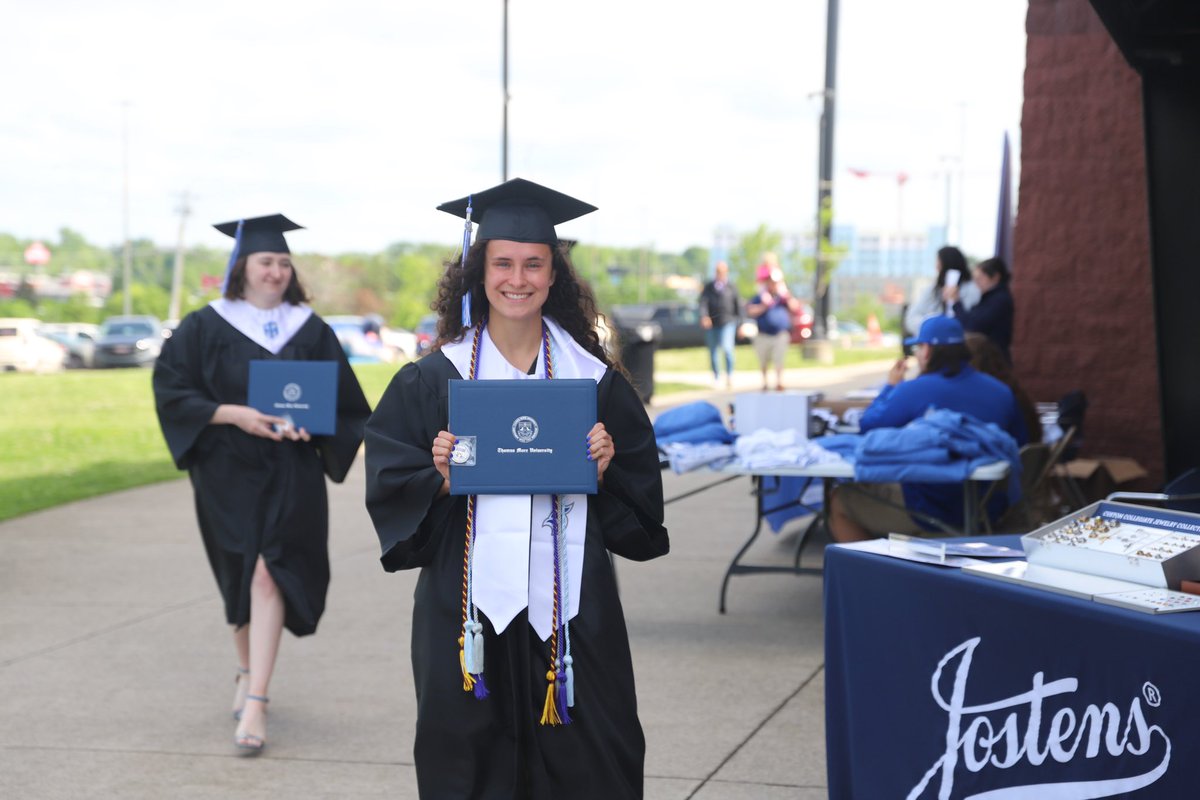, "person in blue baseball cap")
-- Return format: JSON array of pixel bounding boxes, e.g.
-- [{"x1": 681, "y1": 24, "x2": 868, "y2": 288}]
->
[
  {"x1": 903, "y1": 314, "x2": 966, "y2": 347},
  {"x1": 829, "y1": 314, "x2": 1029, "y2": 542}
]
